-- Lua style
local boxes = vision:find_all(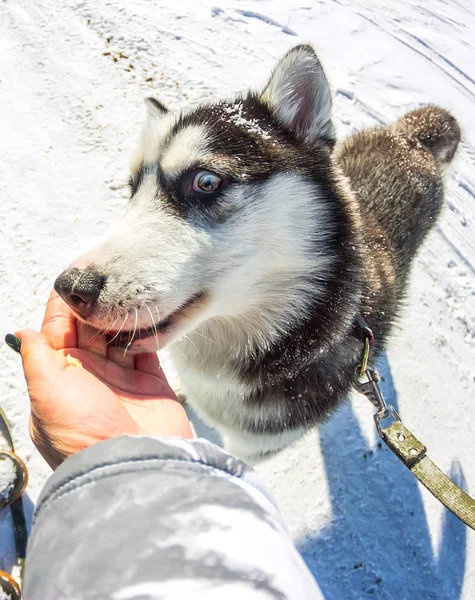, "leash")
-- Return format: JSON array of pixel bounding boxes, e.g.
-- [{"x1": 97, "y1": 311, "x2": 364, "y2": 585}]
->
[
  {"x1": 0, "y1": 403, "x2": 28, "y2": 600},
  {"x1": 355, "y1": 315, "x2": 475, "y2": 531}
]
